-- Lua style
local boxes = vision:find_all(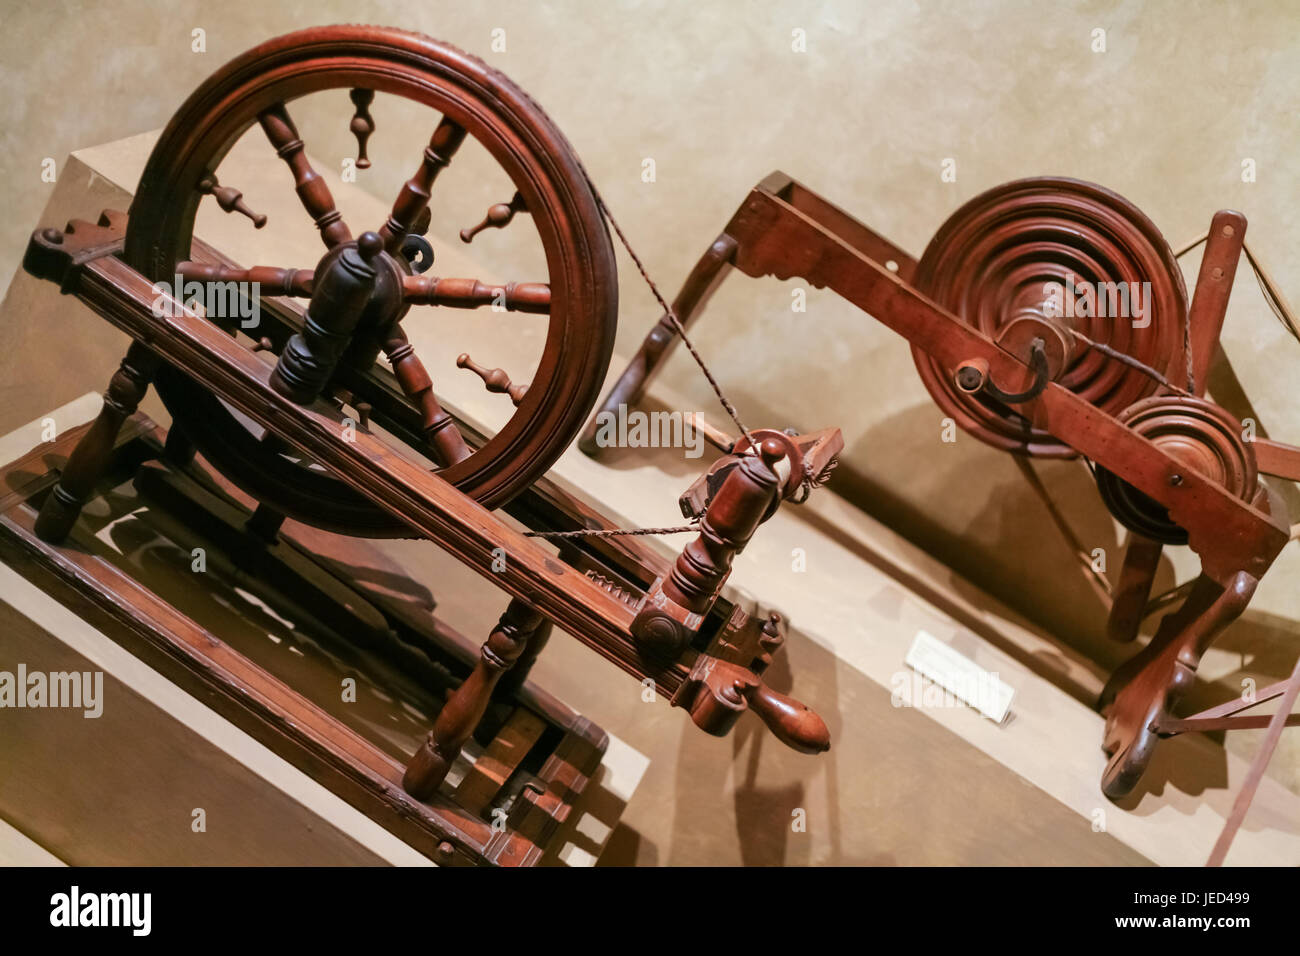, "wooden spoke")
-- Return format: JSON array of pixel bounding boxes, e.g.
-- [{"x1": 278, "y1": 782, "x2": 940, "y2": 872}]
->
[
  {"x1": 402, "y1": 275, "x2": 550, "y2": 314},
  {"x1": 348, "y1": 88, "x2": 375, "y2": 169},
  {"x1": 176, "y1": 261, "x2": 313, "y2": 298},
  {"x1": 383, "y1": 325, "x2": 472, "y2": 467},
  {"x1": 197, "y1": 173, "x2": 267, "y2": 228},
  {"x1": 456, "y1": 353, "x2": 528, "y2": 407},
  {"x1": 376, "y1": 116, "x2": 467, "y2": 254},
  {"x1": 460, "y1": 191, "x2": 527, "y2": 243},
  {"x1": 258, "y1": 102, "x2": 352, "y2": 248}
]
